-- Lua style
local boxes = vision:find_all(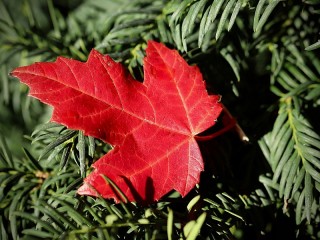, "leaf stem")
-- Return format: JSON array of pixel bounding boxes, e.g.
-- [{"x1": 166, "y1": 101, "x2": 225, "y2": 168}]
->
[
  {"x1": 195, "y1": 118, "x2": 237, "y2": 141},
  {"x1": 195, "y1": 105, "x2": 249, "y2": 142}
]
